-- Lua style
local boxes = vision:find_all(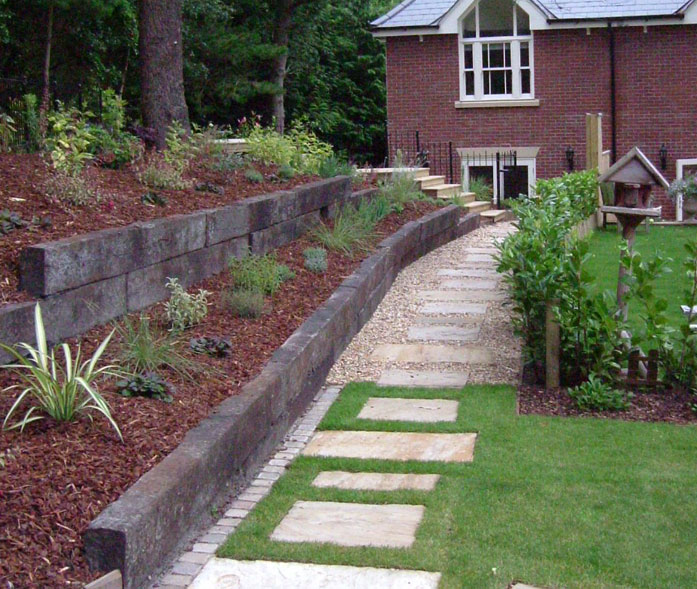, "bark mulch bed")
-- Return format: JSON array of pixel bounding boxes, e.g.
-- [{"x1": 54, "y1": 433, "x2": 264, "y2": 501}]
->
[
  {"x1": 519, "y1": 385, "x2": 697, "y2": 425},
  {"x1": 0, "y1": 152, "x2": 372, "y2": 305},
  {"x1": 0, "y1": 200, "x2": 440, "y2": 589}
]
